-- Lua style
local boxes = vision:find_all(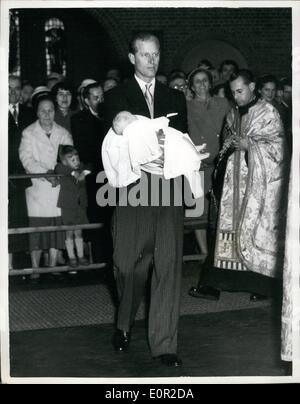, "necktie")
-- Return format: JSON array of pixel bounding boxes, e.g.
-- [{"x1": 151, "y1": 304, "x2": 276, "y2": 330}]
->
[
  {"x1": 12, "y1": 105, "x2": 18, "y2": 124},
  {"x1": 144, "y1": 83, "x2": 154, "y2": 118},
  {"x1": 150, "y1": 129, "x2": 165, "y2": 169}
]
